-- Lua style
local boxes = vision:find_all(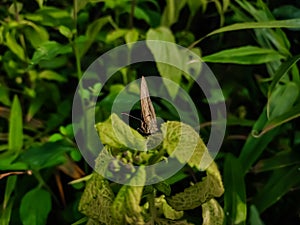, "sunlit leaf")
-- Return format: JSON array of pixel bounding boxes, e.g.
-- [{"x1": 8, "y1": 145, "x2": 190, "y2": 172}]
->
[
  {"x1": 202, "y1": 198, "x2": 225, "y2": 225},
  {"x1": 202, "y1": 46, "x2": 285, "y2": 64},
  {"x1": 95, "y1": 113, "x2": 147, "y2": 151}
]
